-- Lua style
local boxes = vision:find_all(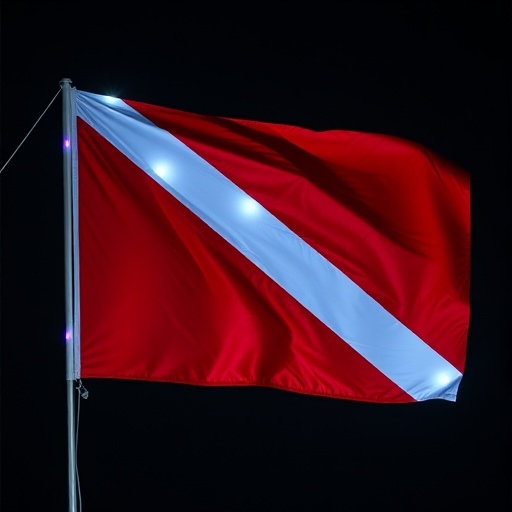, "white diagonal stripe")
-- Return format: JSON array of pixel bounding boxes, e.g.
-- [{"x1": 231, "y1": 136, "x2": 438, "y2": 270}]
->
[{"x1": 76, "y1": 90, "x2": 462, "y2": 401}]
